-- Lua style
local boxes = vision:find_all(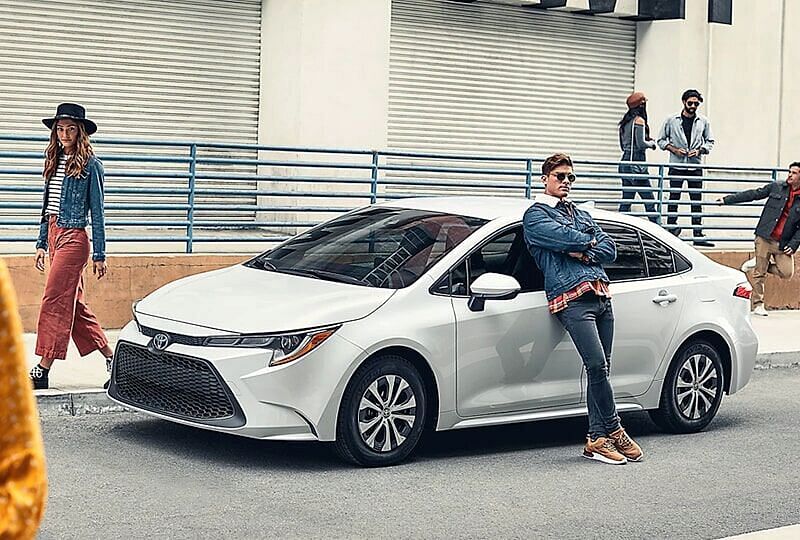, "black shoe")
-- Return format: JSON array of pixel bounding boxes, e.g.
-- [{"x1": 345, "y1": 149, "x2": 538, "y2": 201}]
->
[
  {"x1": 103, "y1": 378, "x2": 110, "y2": 390},
  {"x1": 30, "y1": 364, "x2": 49, "y2": 390},
  {"x1": 667, "y1": 226, "x2": 682, "y2": 237},
  {"x1": 693, "y1": 237, "x2": 715, "y2": 247}
]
